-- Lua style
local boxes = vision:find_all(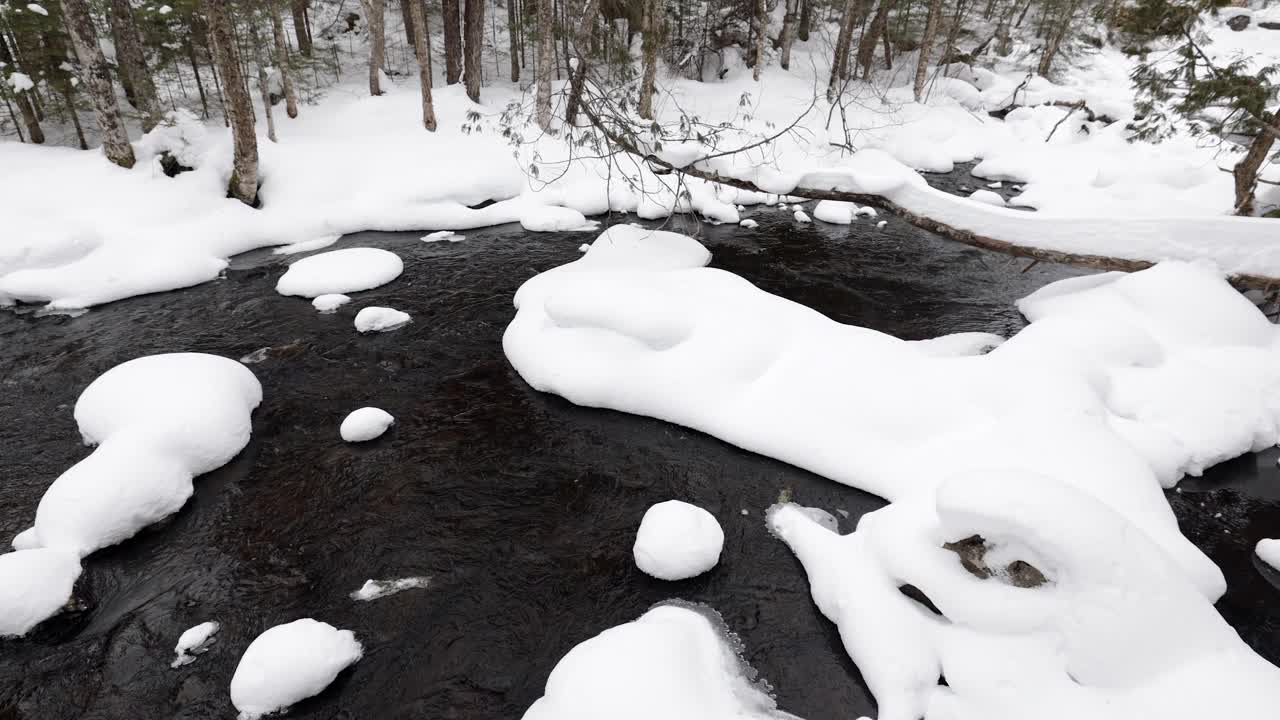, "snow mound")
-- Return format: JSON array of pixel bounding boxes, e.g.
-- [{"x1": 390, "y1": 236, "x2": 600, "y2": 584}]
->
[
  {"x1": 0, "y1": 549, "x2": 81, "y2": 637},
  {"x1": 312, "y1": 293, "x2": 351, "y2": 313},
  {"x1": 739, "y1": 219, "x2": 759, "y2": 229},
  {"x1": 522, "y1": 604, "x2": 793, "y2": 720},
  {"x1": 275, "y1": 248, "x2": 403, "y2": 298},
  {"x1": 1258, "y1": 539, "x2": 1280, "y2": 571},
  {"x1": 969, "y1": 189, "x2": 1006, "y2": 206},
  {"x1": 349, "y1": 576, "x2": 430, "y2": 601},
  {"x1": 172, "y1": 621, "x2": 220, "y2": 668},
  {"x1": 272, "y1": 235, "x2": 340, "y2": 255},
  {"x1": 813, "y1": 200, "x2": 854, "y2": 224},
  {"x1": 340, "y1": 407, "x2": 395, "y2": 442},
  {"x1": 793, "y1": 210, "x2": 812, "y2": 223},
  {"x1": 633, "y1": 500, "x2": 724, "y2": 581},
  {"x1": 230, "y1": 619, "x2": 363, "y2": 720},
  {"x1": 521, "y1": 205, "x2": 592, "y2": 232},
  {"x1": 354, "y1": 306, "x2": 411, "y2": 333},
  {"x1": 577, "y1": 225, "x2": 711, "y2": 271},
  {"x1": 421, "y1": 230, "x2": 465, "y2": 243},
  {"x1": 13, "y1": 354, "x2": 261, "y2": 557}
]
